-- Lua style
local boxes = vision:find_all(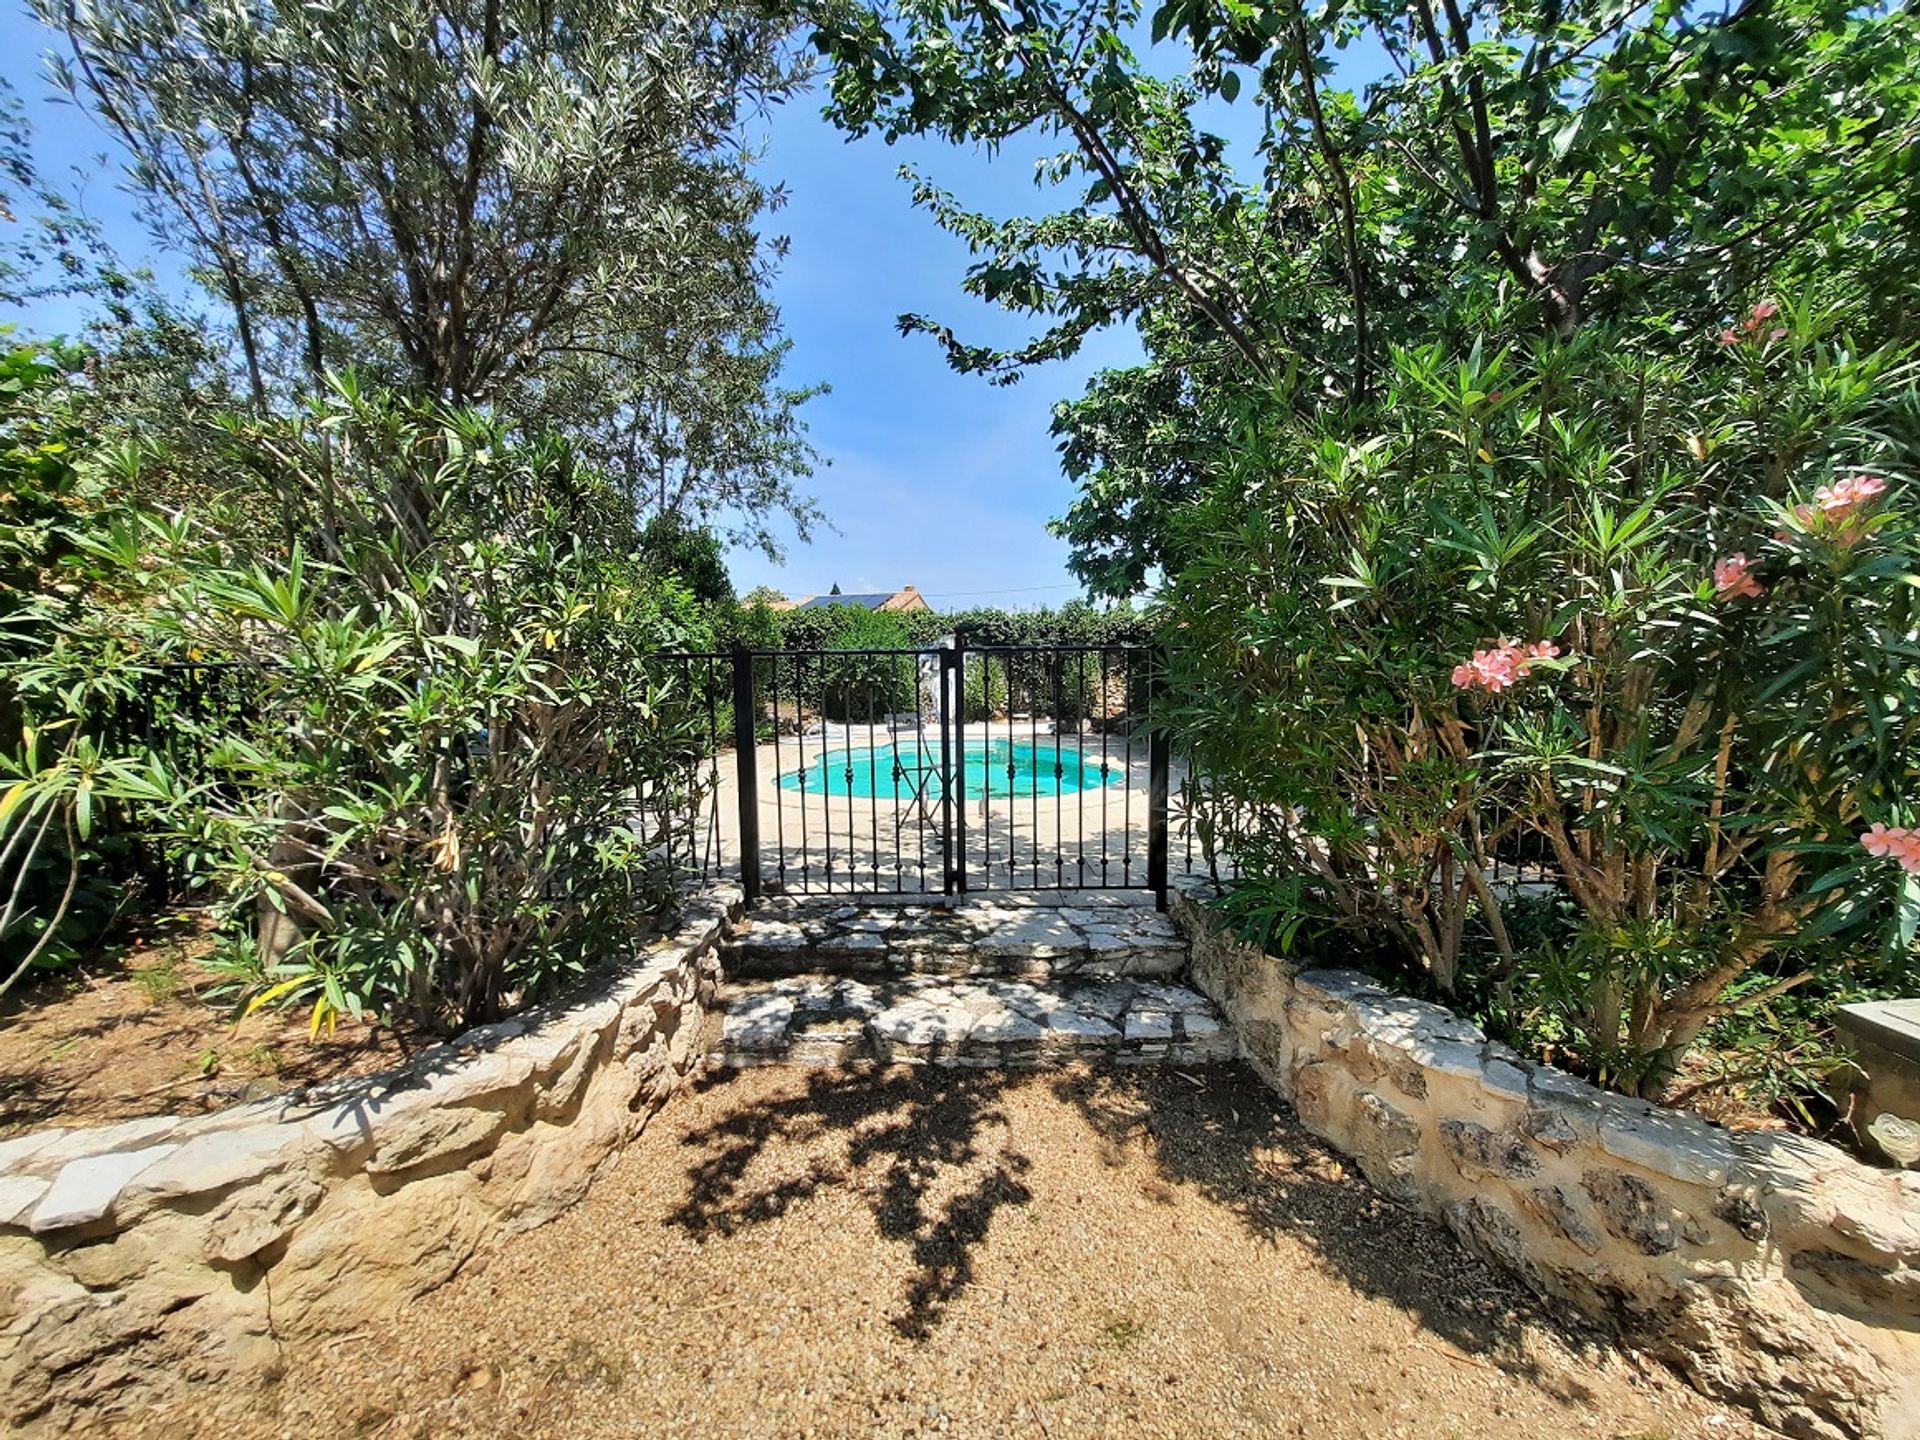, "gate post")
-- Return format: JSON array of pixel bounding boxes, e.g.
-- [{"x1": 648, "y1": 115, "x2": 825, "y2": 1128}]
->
[
  {"x1": 731, "y1": 645, "x2": 762, "y2": 905},
  {"x1": 953, "y1": 634, "x2": 971, "y2": 896},
  {"x1": 1146, "y1": 653, "x2": 1170, "y2": 912},
  {"x1": 938, "y1": 639, "x2": 960, "y2": 898}
]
